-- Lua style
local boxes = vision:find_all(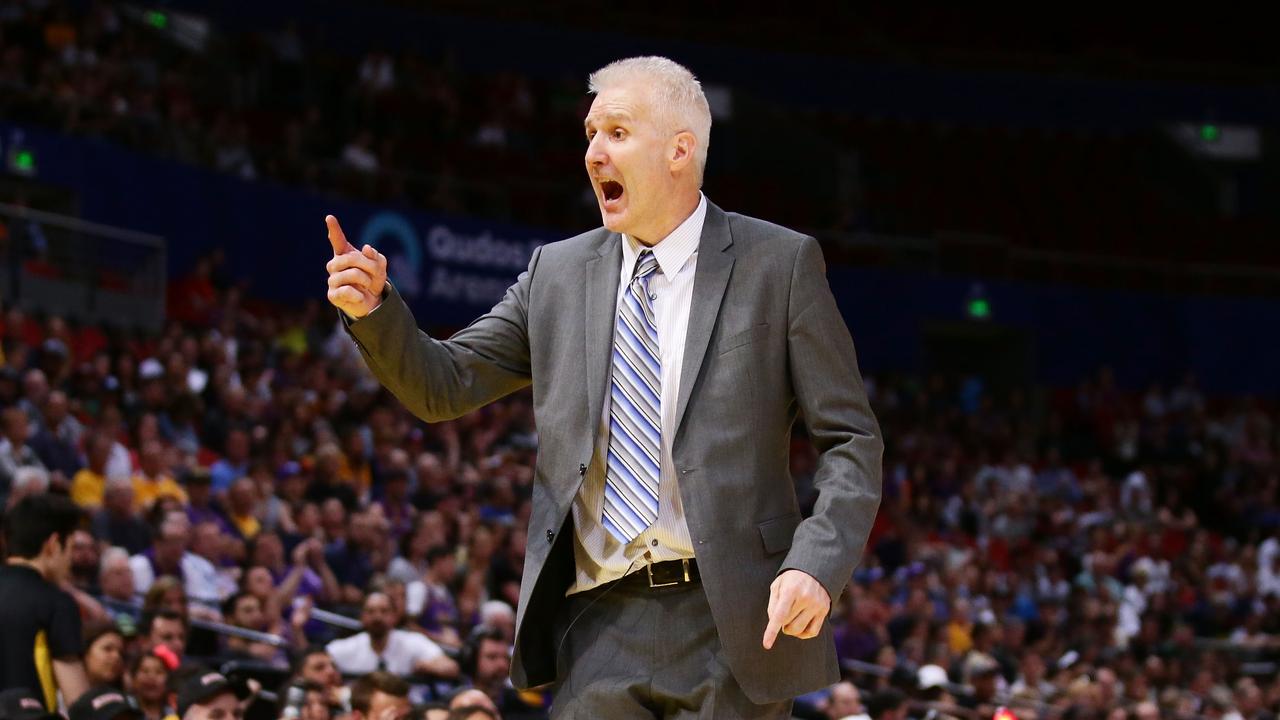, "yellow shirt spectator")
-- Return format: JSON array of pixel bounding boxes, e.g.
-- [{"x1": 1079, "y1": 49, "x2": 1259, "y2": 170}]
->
[
  {"x1": 229, "y1": 512, "x2": 260, "y2": 540},
  {"x1": 71, "y1": 468, "x2": 106, "y2": 508},
  {"x1": 132, "y1": 473, "x2": 188, "y2": 511}
]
